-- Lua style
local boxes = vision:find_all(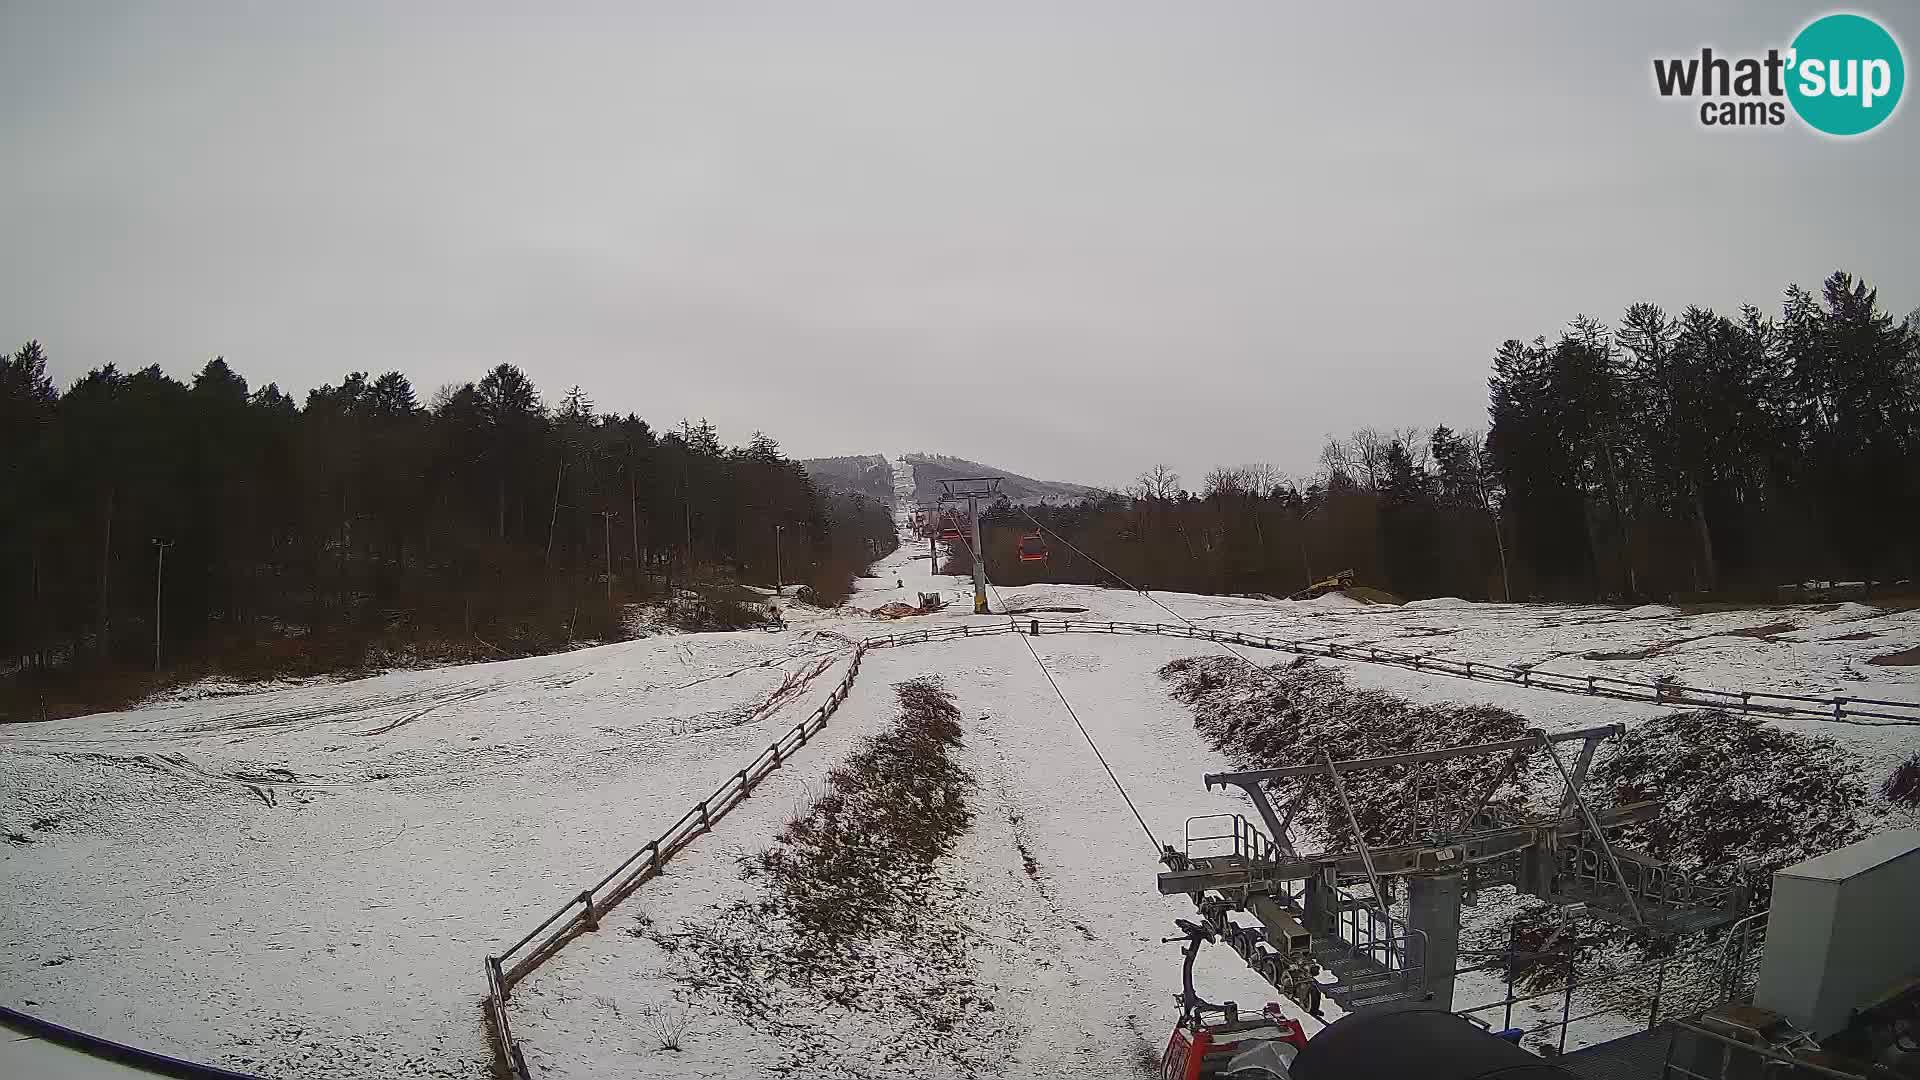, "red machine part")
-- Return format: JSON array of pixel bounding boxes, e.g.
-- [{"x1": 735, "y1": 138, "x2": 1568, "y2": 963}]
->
[{"x1": 1161, "y1": 1010, "x2": 1307, "y2": 1079}]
